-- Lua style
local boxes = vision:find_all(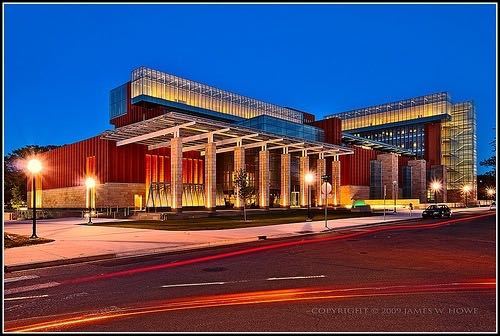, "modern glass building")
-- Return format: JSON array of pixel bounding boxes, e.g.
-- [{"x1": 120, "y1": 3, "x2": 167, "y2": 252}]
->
[
  {"x1": 326, "y1": 92, "x2": 477, "y2": 202},
  {"x1": 31, "y1": 67, "x2": 464, "y2": 213}
]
